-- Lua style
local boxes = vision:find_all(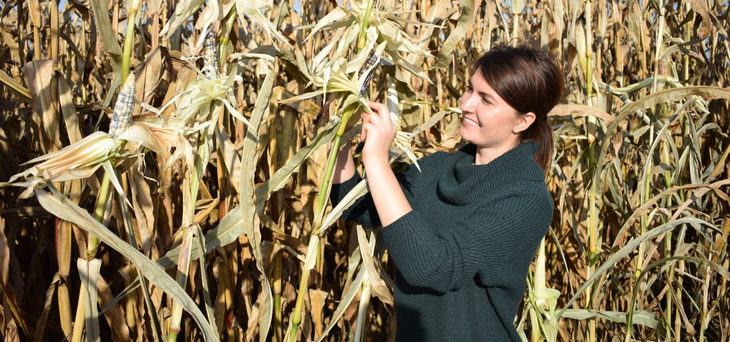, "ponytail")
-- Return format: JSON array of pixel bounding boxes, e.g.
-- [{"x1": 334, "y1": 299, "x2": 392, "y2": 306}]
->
[{"x1": 532, "y1": 119, "x2": 553, "y2": 173}]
